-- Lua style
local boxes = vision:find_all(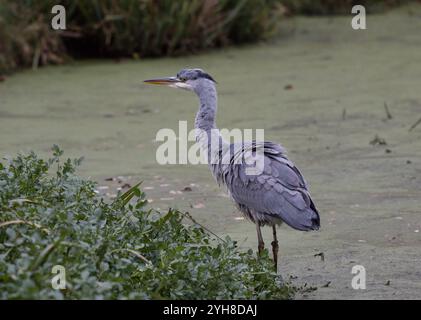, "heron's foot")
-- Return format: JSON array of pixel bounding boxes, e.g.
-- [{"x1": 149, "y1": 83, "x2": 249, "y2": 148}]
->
[{"x1": 271, "y1": 240, "x2": 279, "y2": 272}]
